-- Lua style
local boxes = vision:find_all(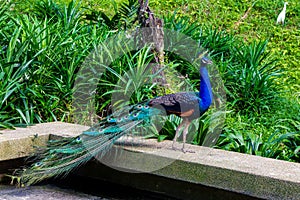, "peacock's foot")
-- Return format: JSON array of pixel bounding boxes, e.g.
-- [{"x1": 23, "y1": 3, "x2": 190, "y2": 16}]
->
[
  {"x1": 181, "y1": 147, "x2": 195, "y2": 153},
  {"x1": 172, "y1": 145, "x2": 195, "y2": 153},
  {"x1": 172, "y1": 146, "x2": 181, "y2": 151}
]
